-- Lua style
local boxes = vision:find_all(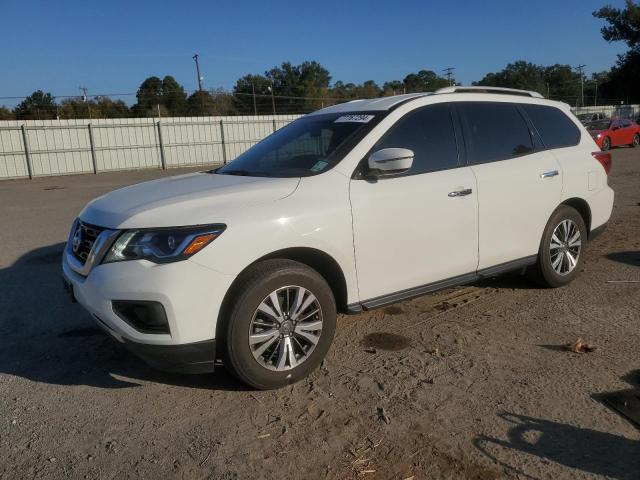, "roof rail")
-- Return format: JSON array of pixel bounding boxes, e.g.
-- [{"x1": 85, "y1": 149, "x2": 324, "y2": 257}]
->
[{"x1": 435, "y1": 86, "x2": 544, "y2": 99}]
